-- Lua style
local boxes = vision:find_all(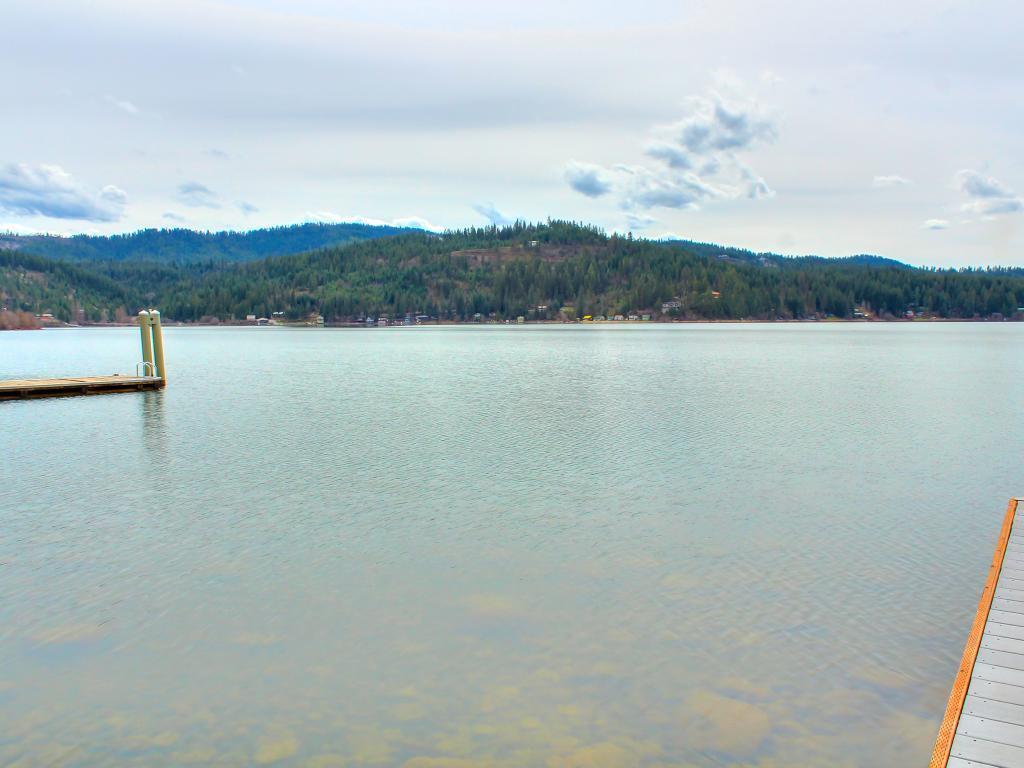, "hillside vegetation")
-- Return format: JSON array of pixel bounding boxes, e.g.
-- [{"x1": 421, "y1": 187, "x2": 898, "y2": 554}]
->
[{"x1": 2, "y1": 221, "x2": 1024, "y2": 323}]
